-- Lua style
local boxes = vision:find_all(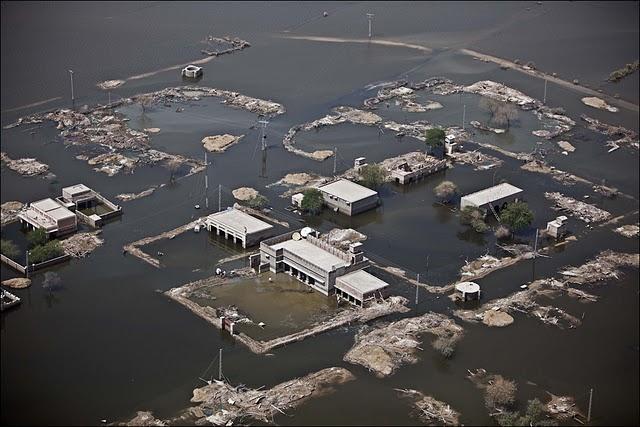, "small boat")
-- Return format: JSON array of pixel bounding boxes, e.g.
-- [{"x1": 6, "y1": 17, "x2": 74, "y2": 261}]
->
[{"x1": 194, "y1": 204, "x2": 201, "y2": 209}]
